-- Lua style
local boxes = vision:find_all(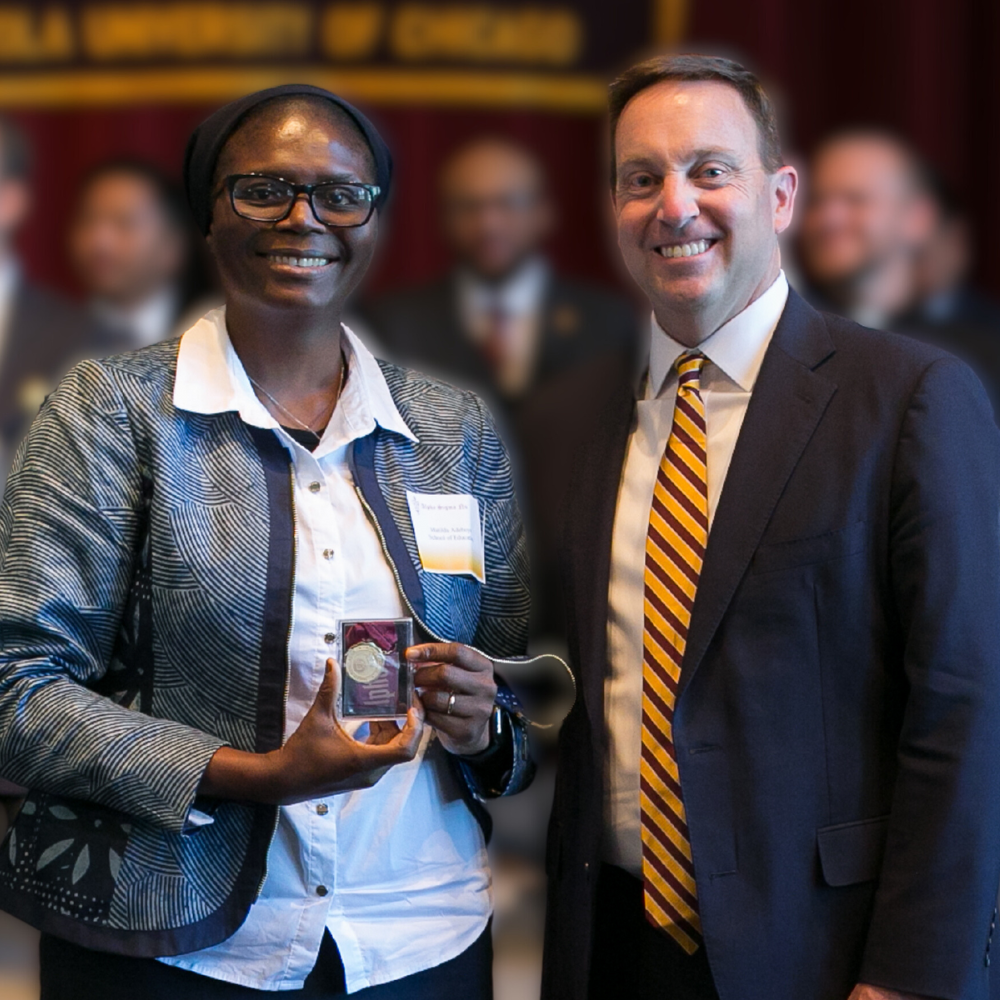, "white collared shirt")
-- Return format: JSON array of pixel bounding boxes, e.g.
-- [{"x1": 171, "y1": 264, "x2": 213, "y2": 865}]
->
[
  {"x1": 603, "y1": 272, "x2": 789, "y2": 876},
  {"x1": 0, "y1": 258, "x2": 19, "y2": 480},
  {"x1": 92, "y1": 286, "x2": 180, "y2": 348},
  {"x1": 0, "y1": 257, "x2": 17, "y2": 362},
  {"x1": 159, "y1": 307, "x2": 491, "y2": 991},
  {"x1": 458, "y1": 256, "x2": 548, "y2": 396}
]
